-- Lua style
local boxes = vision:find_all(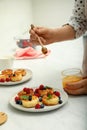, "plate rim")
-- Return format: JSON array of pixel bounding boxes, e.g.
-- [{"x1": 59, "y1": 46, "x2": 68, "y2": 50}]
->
[
  {"x1": 0, "y1": 68, "x2": 32, "y2": 86},
  {"x1": 9, "y1": 88, "x2": 68, "y2": 112}
]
